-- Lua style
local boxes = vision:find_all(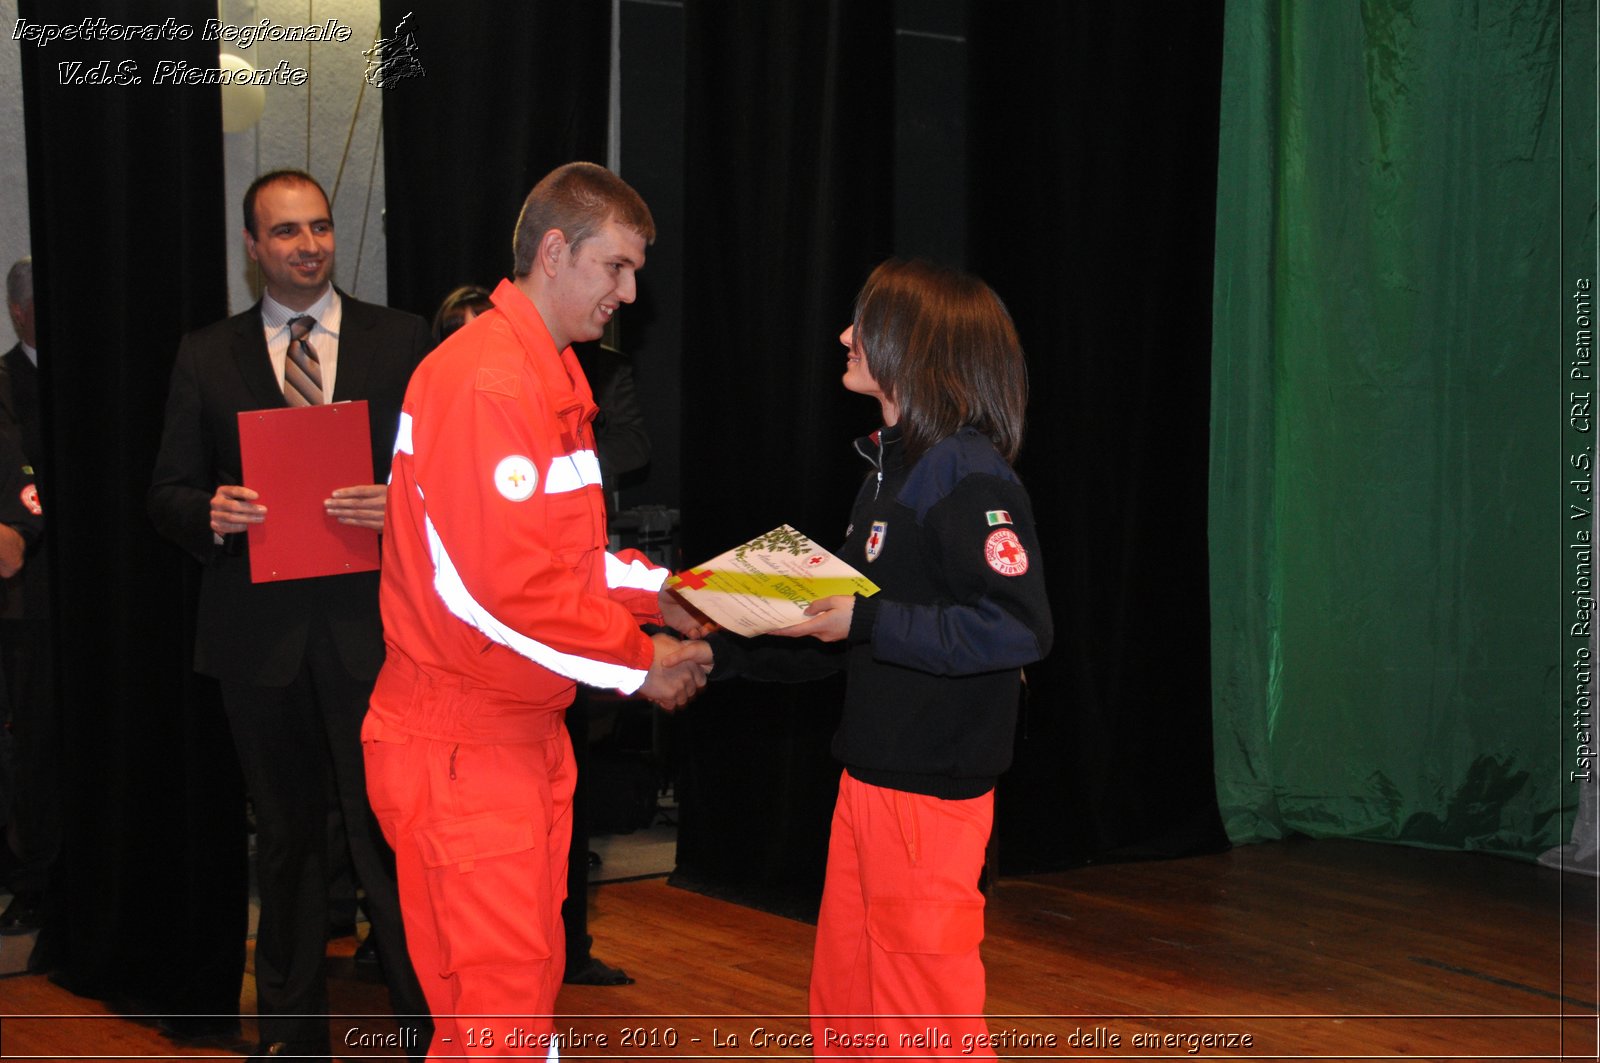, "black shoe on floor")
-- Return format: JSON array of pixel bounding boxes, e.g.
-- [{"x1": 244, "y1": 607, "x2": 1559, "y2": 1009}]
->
[
  {"x1": 0, "y1": 891, "x2": 41, "y2": 935},
  {"x1": 157, "y1": 1015, "x2": 241, "y2": 1042},
  {"x1": 354, "y1": 933, "x2": 380, "y2": 966},
  {"x1": 563, "y1": 956, "x2": 634, "y2": 986},
  {"x1": 248, "y1": 1040, "x2": 330, "y2": 1061}
]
